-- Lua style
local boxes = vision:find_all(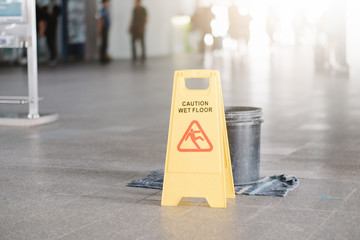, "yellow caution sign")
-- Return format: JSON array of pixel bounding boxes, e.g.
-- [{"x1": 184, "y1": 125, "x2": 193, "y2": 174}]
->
[{"x1": 161, "y1": 70, "x2": 235, "y2": 208}]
